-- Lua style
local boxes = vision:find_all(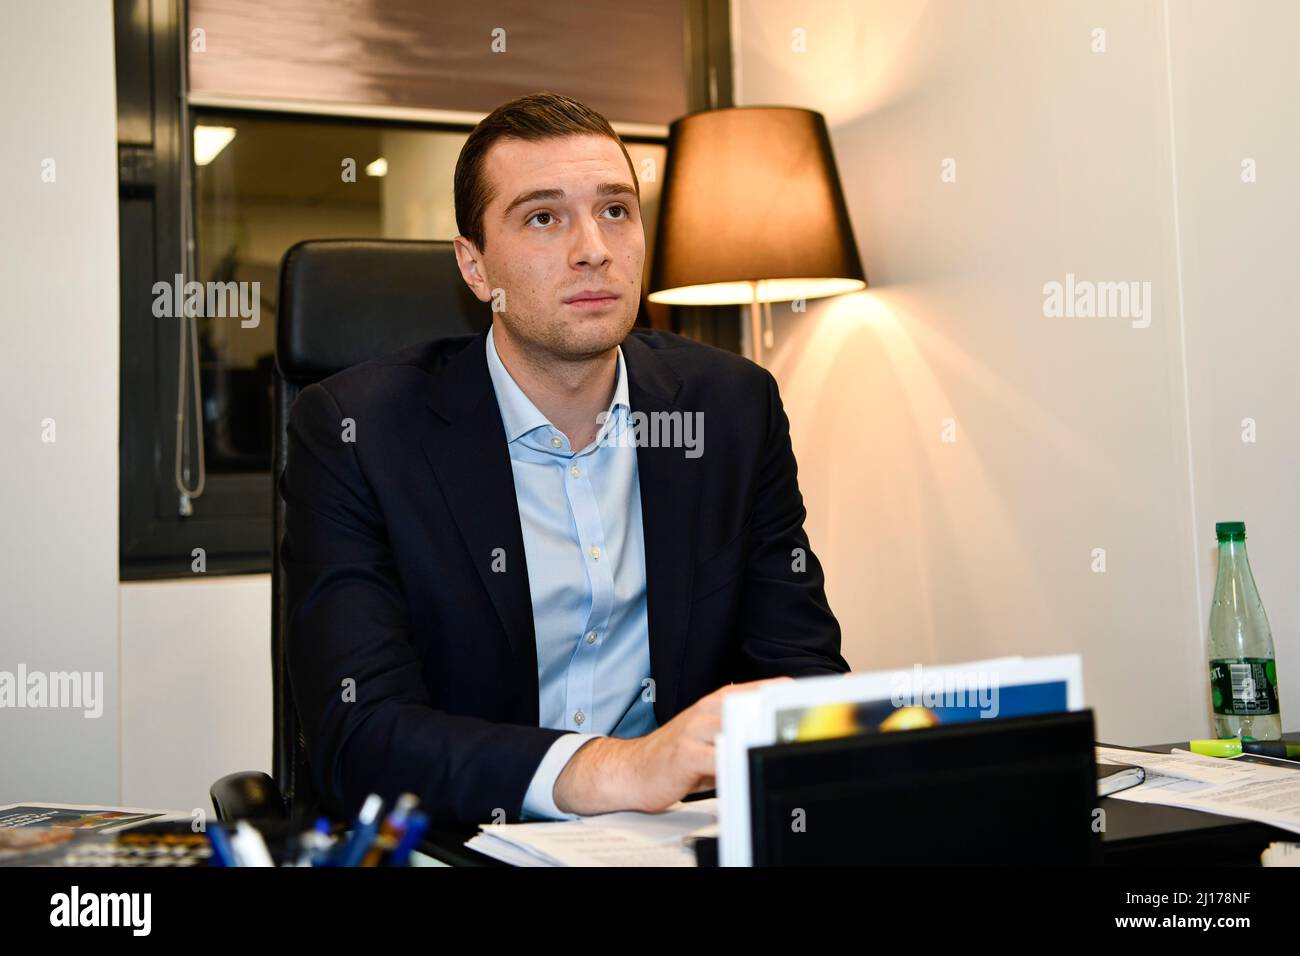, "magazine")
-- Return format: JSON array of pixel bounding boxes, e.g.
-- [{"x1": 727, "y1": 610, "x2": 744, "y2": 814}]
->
[{"x1": 0, "y1": 803, "x2": 172, "y2": 832}]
